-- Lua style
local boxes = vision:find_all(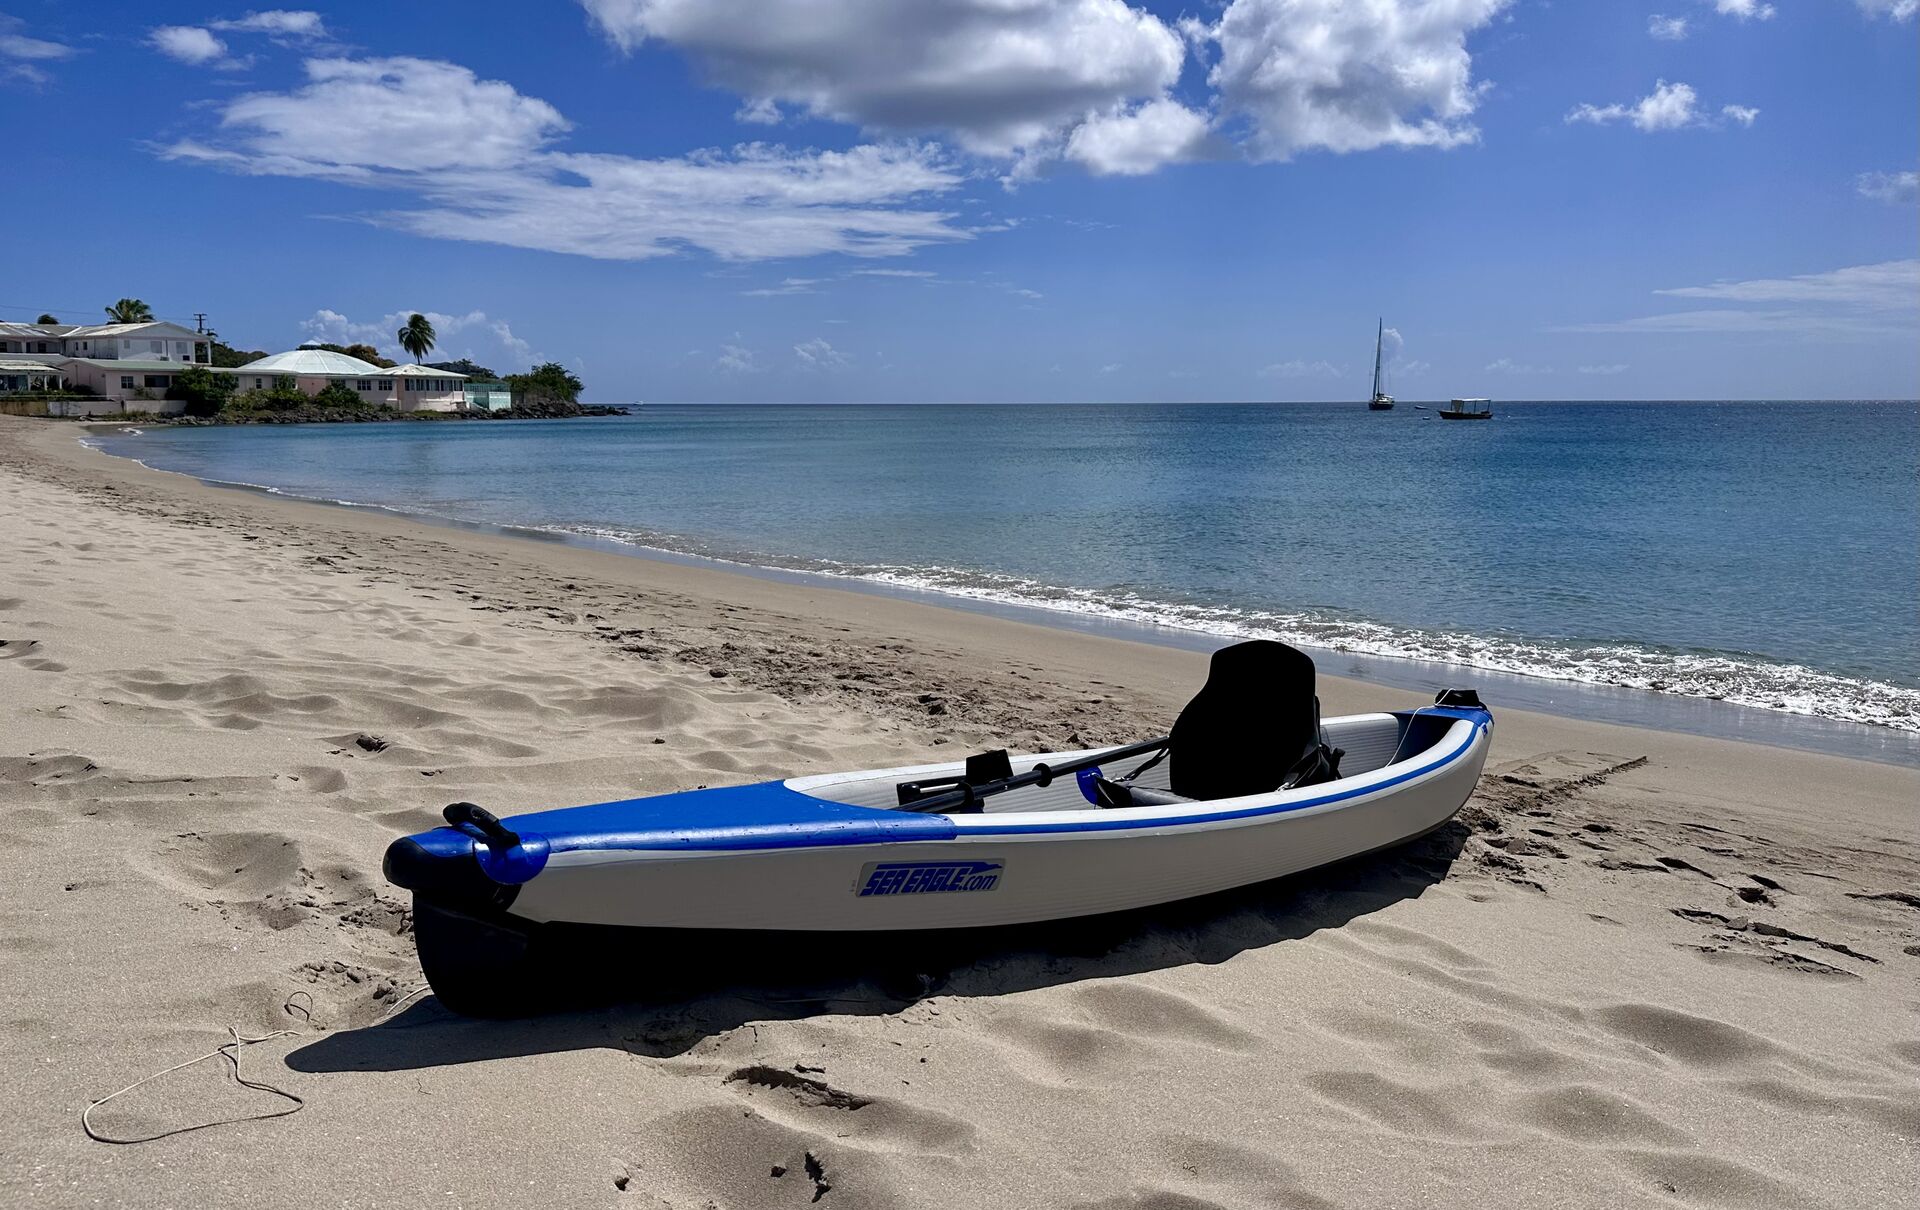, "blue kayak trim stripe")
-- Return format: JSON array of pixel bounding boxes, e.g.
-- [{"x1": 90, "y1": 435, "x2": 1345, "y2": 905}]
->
[
  {"x1": 956, "y1": 714, "x2": 1486, "y2": 838},
  {"x1": 502, "y1": 779, "x2": 959, "y2": 854}
]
